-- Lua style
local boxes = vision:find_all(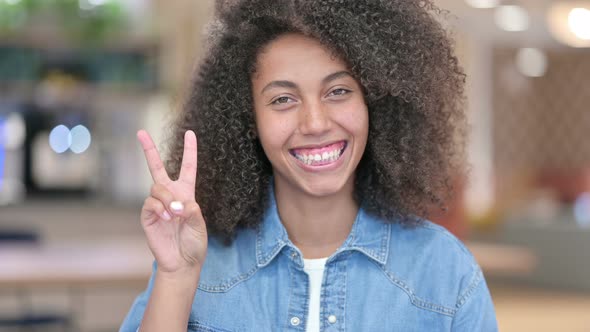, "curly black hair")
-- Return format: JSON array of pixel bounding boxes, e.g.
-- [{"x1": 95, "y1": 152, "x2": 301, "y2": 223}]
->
[{"x1": 164, "y1": 0, "x2": 466, "y2": 242}]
